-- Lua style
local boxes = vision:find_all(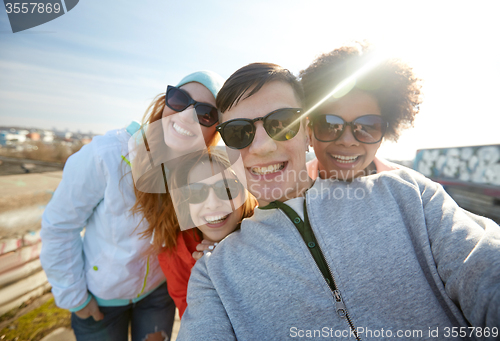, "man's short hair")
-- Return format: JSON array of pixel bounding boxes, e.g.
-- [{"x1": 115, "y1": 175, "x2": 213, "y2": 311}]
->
[{"x1": 216, "y1": 62, "x2": 305, "y2": 114}]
